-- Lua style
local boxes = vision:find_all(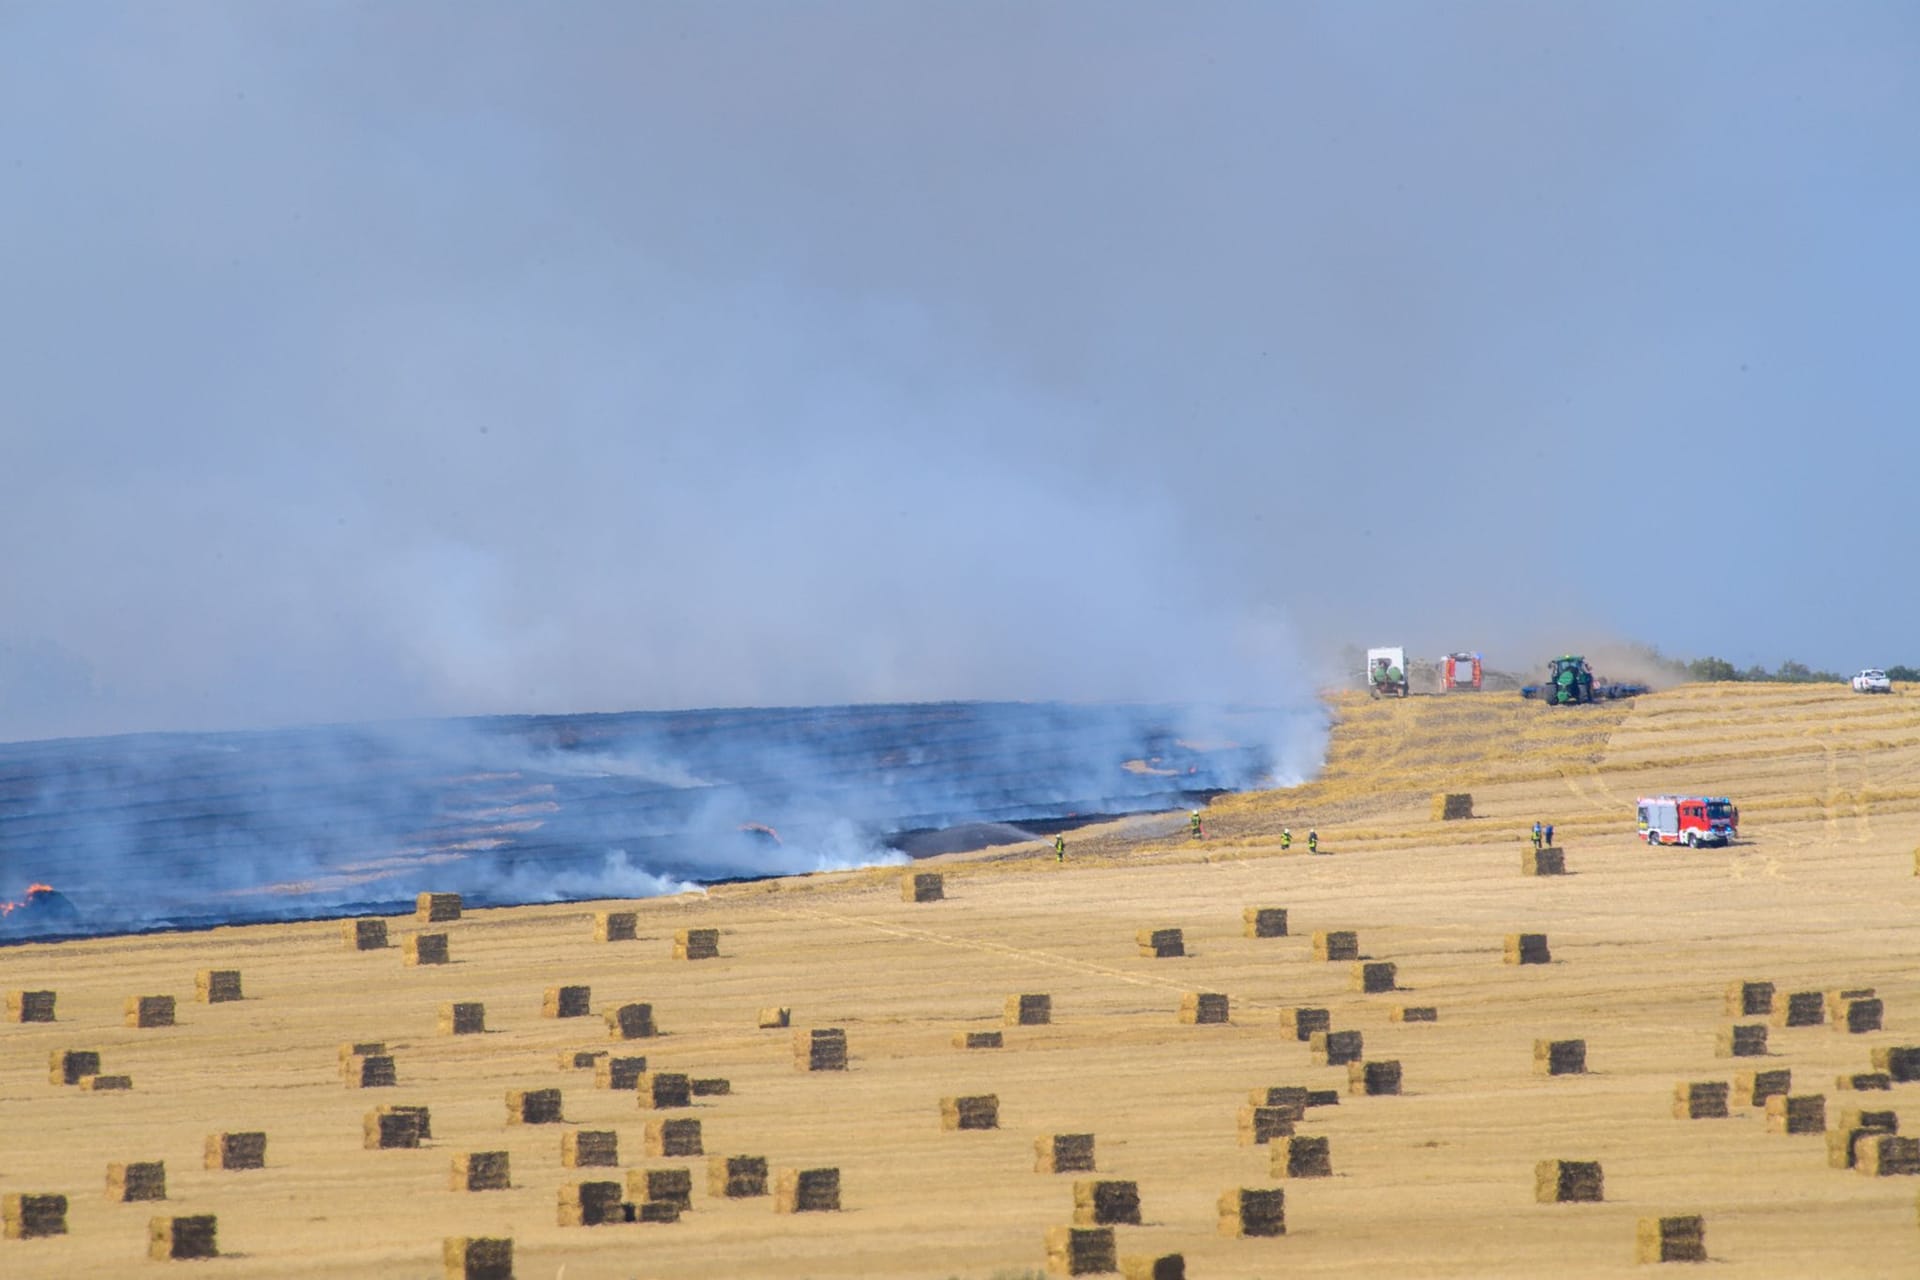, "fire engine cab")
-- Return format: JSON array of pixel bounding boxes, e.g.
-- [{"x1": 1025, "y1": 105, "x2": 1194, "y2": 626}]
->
[{"x1": 1637, "y1": 796, "x2": 1738, "y2": 848}]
